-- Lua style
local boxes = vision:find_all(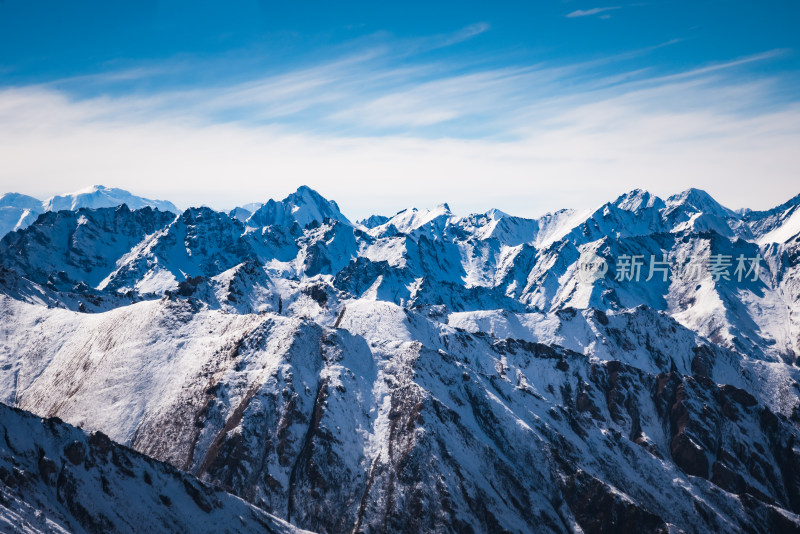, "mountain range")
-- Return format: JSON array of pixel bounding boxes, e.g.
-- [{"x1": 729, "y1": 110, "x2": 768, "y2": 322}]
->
[
  {"x1": 1, "y1": 184, "x2": 800, "y2": 533},
  {"x1": 0, "y1": 185, "x2": 178, "y2": 239}
]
